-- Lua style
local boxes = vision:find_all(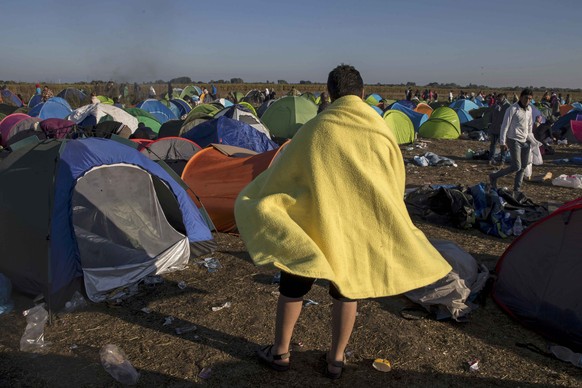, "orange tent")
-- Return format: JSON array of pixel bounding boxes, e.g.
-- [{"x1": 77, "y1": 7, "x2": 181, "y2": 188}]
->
[
  {"x1": 414, "y1": 102, "x2": 433, "y2": 117},
  {"x1": 559, "y1": 104, "x2": 574, "y2": 117},
  {"x1": 181, "y1": 144, "x2": 277, "y2": 232}
]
